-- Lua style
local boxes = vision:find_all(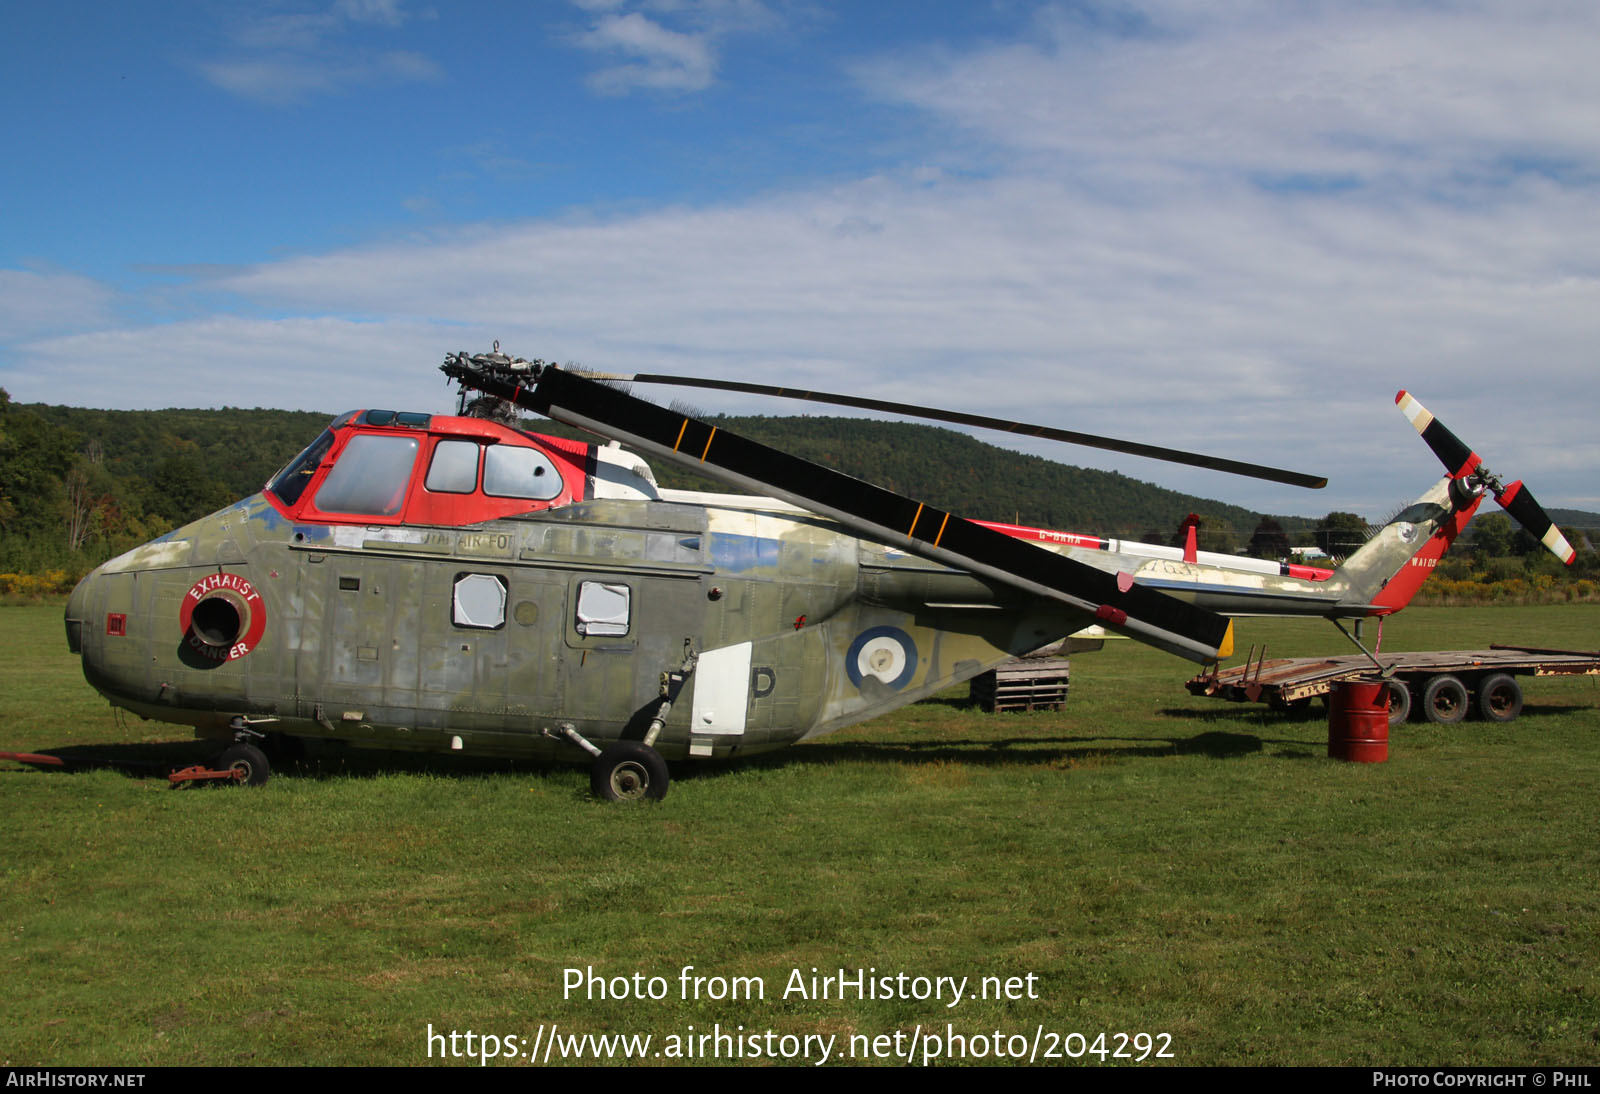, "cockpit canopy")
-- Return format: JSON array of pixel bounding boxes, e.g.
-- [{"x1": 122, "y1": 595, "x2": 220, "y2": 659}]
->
[{"x1": 265, "y1": 409, "x2": 591, "y2": 526}]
